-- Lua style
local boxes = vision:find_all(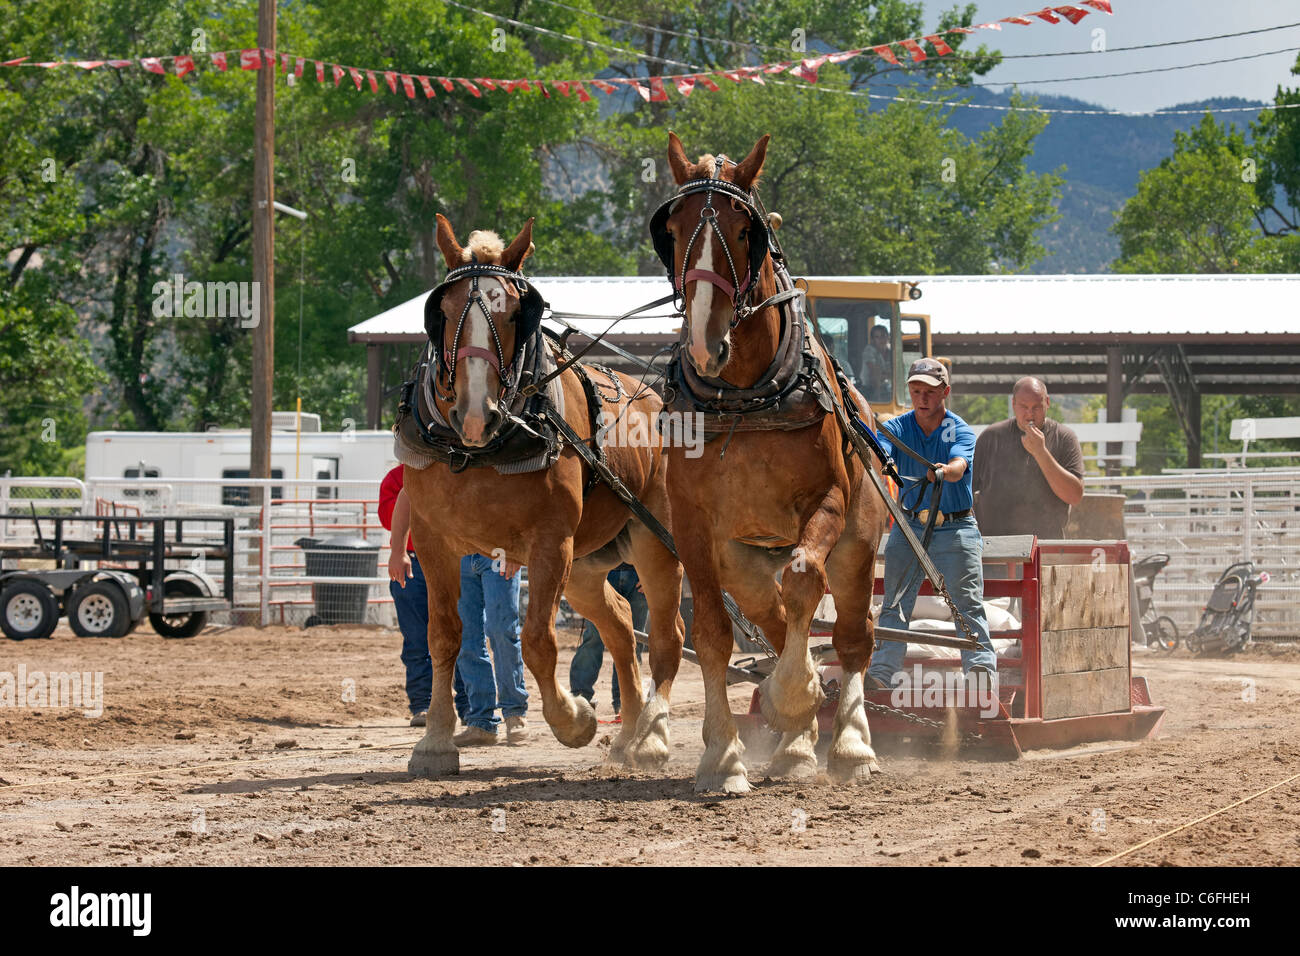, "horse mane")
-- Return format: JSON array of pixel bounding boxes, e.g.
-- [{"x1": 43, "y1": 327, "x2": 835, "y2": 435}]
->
[
  {"x1": 692, "y1": 152, "x2": 762, "y2": 190},
  {"x1": 461, "y1": 230, "x2": 505, "y2": 263}
]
